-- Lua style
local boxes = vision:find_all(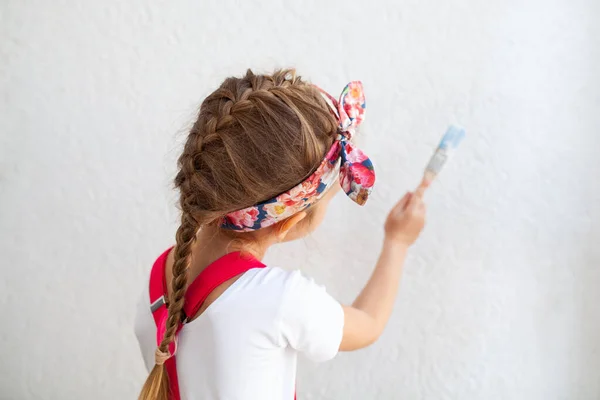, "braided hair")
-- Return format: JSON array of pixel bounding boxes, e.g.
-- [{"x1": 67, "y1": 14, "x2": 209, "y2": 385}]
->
[{"x1": 138, "y1": 69, "x2": 338, "y2": 399}]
